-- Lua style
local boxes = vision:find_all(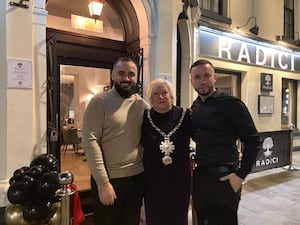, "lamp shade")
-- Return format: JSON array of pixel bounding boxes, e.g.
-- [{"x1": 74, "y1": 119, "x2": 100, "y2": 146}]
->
[
  {"x1": 249, "y1": 25, "x2": 259, "y2": 35},
  {"x1": 236, "y1": 16, "x2": 259, "y2": 35},
  {"x1": 88, "y1": 0, "x2": 103, "y2": 18}
]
